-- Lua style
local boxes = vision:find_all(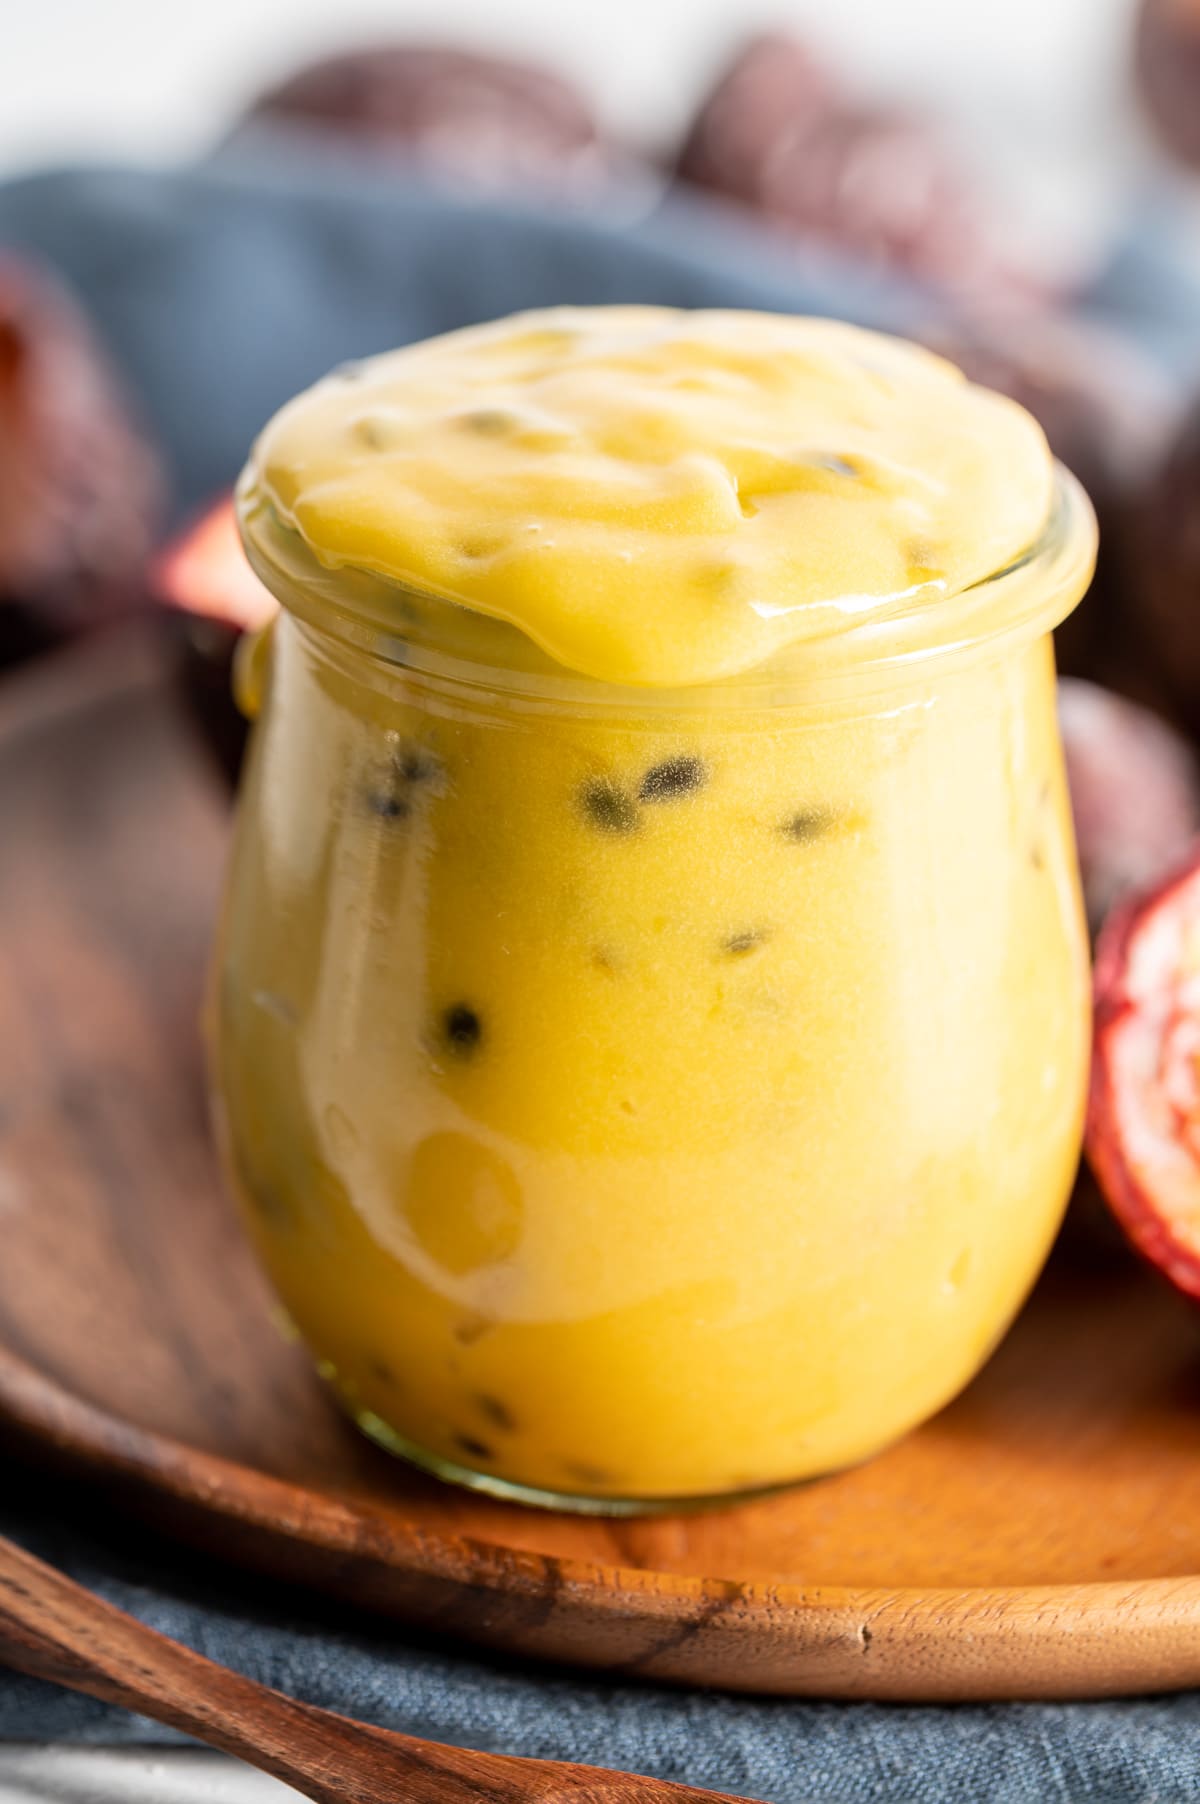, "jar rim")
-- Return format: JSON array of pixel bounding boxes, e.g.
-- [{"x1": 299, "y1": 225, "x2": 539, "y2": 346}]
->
[{"x1": 237, "y1": 461, "x2": 1096, "y2": 707}]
